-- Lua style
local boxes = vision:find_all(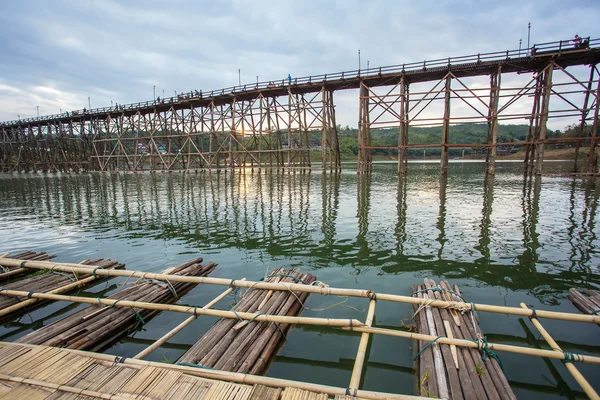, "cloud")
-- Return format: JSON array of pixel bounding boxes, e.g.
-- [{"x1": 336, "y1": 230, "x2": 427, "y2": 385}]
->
[{"x1": 0, "y1": 0, "x2": 598, "y2": 131}]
